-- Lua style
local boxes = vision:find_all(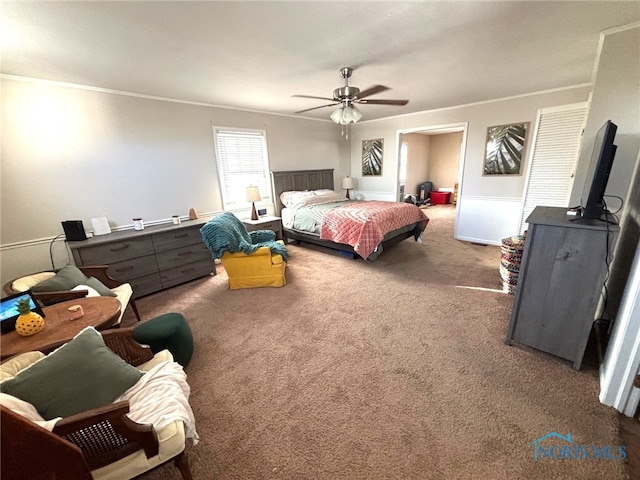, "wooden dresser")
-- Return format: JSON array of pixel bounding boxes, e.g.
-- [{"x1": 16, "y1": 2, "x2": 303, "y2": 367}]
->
[
  {"x1": 69, "y1": 220, "x2": 215, "y2": 298},
  {"x1": 505, "y1": 206, "x2": 618, "y2": 369}
]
